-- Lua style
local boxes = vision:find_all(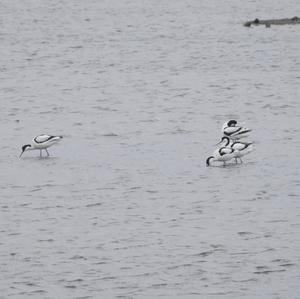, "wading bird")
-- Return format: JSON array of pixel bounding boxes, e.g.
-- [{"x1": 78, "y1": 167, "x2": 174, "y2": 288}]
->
[{"x1": 20, "y1": 134, "x2": 63, "y2": 158}]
